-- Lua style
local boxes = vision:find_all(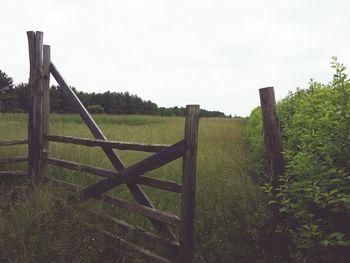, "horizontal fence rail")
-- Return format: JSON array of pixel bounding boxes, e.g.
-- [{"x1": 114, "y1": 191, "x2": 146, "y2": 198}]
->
[
  {"x1": 87, "y1": 224, "x2": 173, "y2": 263},
  {"x1": 135, "y1": 176, "x2": 182, "y2": 193},
  {"x1": 0, "y1": 156, "x2": 28, "y2": 165},
  {"x1": 0, "y1": 171, "x2": 28, "y2": 177},
  {"x1": 0, "y1": 139, "x2": 28, "y2": 147},
  {"x1": 77, "y1": 206, "x2": 180, "y2": 251},
  {"x1": 47, "y1": 157, "x2": 118, "y2": 178},
  {"x1": 46, "y1": 157, "x2": 182, "y2": 193},
  {"x1": 46, "y1": 176, "x2": 181, "y2": 226},
  {"x1": 48, "y1": 186, "x2": 177, "y2": 262},
  {"x1": 97, "y1": 194, "x2": 181, "y2": 227},
  {"x1": 46, "y1": 158, "x2": 181, "y2": 193},
  {"x1": 47, "y1": 135, "x2": 170, "y2": 153}
]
